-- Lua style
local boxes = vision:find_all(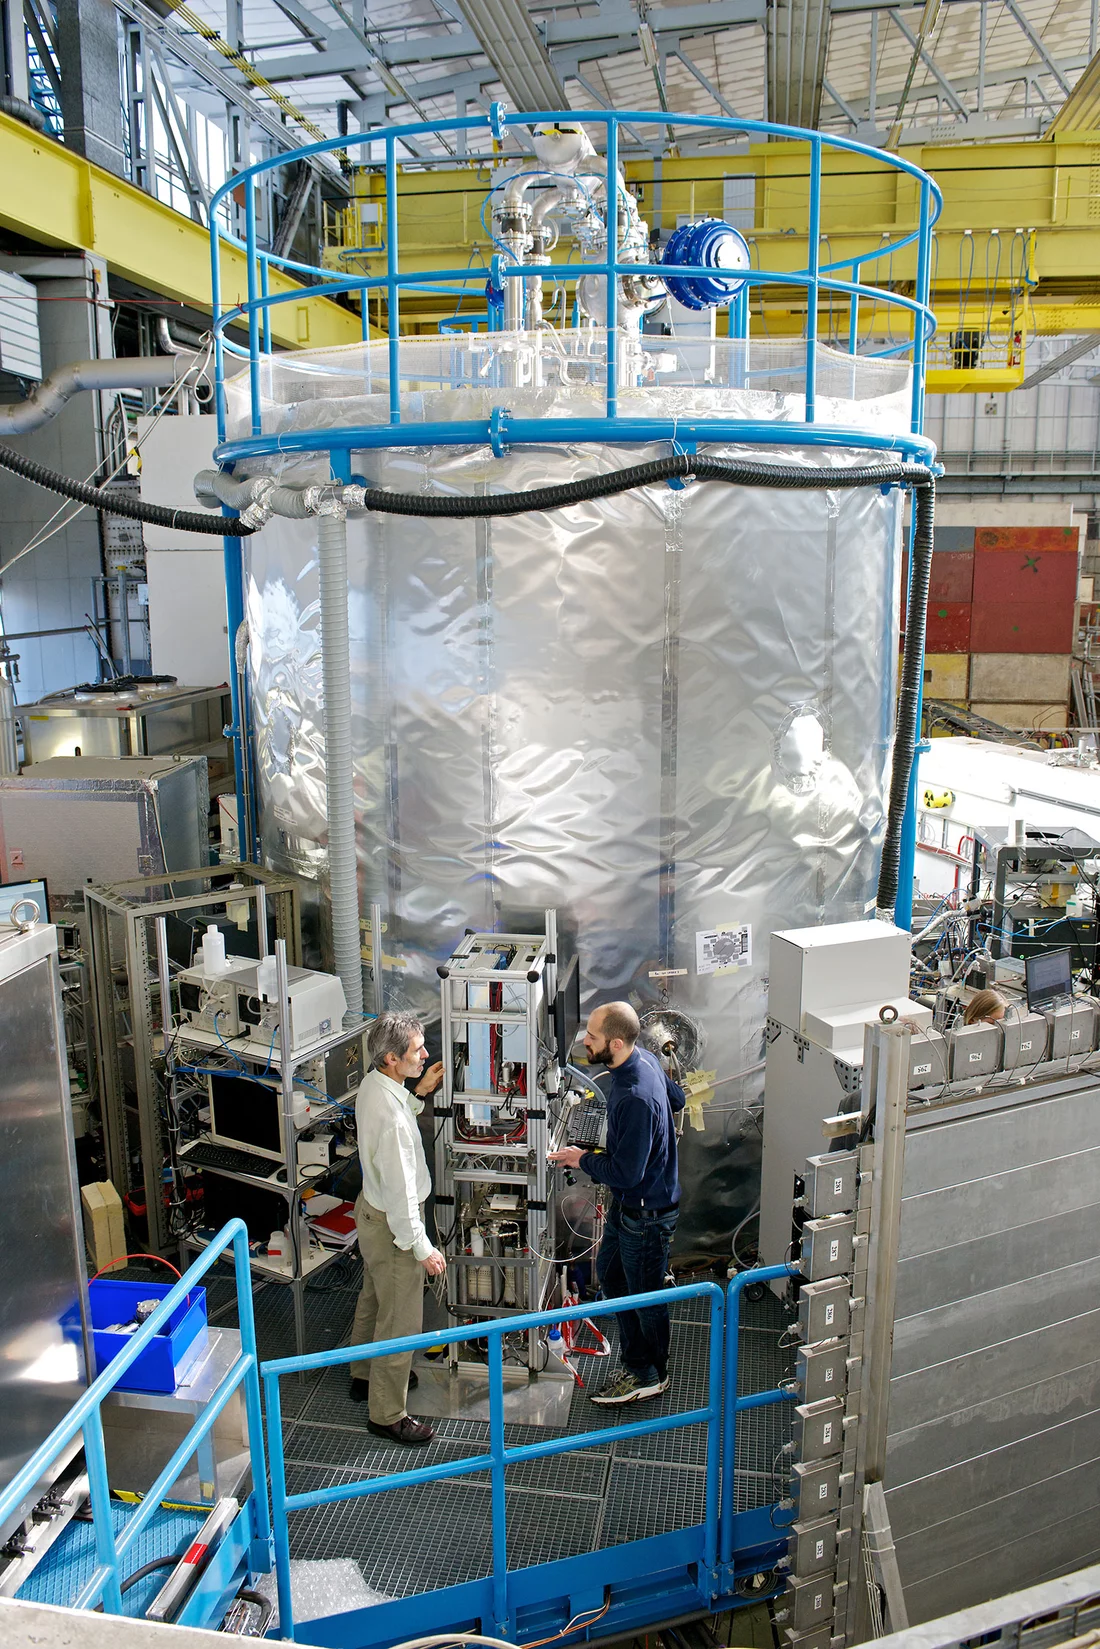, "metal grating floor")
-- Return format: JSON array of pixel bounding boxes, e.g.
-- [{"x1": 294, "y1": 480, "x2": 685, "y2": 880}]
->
[
  {"x1": 254, "y1": 1259, "x2": 796, "y2": 1605},
  {"x1": 15, "y1": 1501, "x2": 206, "y2": 1616}
]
